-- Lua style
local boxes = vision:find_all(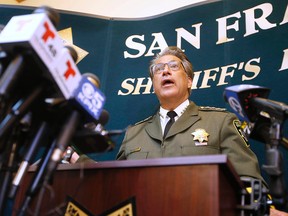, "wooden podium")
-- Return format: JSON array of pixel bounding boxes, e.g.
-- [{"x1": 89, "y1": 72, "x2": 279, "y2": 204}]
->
[{"x1": 13, "y1": 155, "x2": 243, "y2": 216}]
